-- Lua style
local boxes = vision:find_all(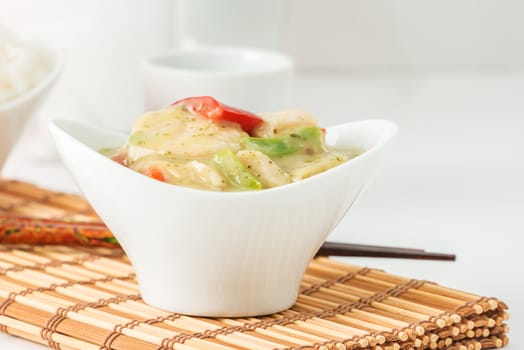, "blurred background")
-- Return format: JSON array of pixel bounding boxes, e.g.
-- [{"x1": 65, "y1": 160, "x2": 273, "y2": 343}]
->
[{"x1": 1, "y1": 0, "x2": 523, "y2": 342}]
